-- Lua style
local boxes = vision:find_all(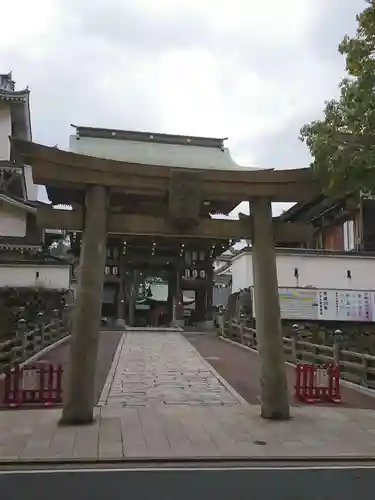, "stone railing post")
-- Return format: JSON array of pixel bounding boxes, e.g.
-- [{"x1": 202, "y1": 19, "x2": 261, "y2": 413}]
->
[
  {"x1": 37, "y1": 312, "x2": 45, "y2": 348},
  {"x1": 17, "y1": 318, "x2": 27, "y2": 363},
  {"x1": 217, "y1": 313, "x2": 225, "y2": 337},
  {"x1": 52, "y1": 309, "x2": 60, "y2": 340},
  {"x1": 30, "y1": 328, "x2": 38, "y2": 354},
  {"x1": 361, "y1": 354, "x2": 368, "y2": 386},
  {"x1": 62, "y1": 304, "x2": 71, "y2": 332},
  {"x1": 239, "y1": 320, "x2": 244, "y2": 345},
  {"x1": 291, "y1": 324, "x2": 299, "y2": 363},
  {"x1": 333, "y1": 329, "x2": 343, "y2": 366}
]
